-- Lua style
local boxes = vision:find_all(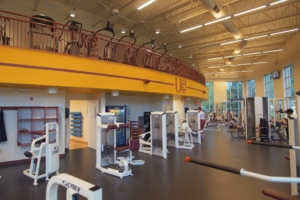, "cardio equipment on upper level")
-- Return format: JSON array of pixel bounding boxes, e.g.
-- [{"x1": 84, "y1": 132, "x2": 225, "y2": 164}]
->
[
  {"x1": 29, "y1": 14, "x2": 56, "y2": 52},
  {"x1": 133, "y1": 37, "x2": 156, "y2": 67},
  {"x1": 58, "y1": 20, "x2": 83, "y2": 55},
  {"x1": 0, "y1": 16, "x2": 11, "y2": 45}
]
